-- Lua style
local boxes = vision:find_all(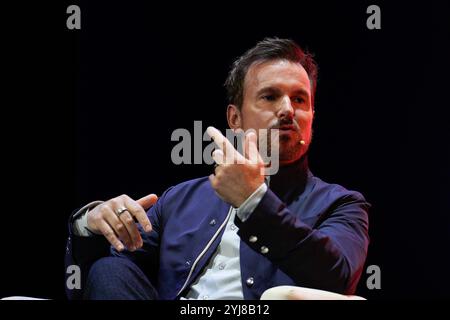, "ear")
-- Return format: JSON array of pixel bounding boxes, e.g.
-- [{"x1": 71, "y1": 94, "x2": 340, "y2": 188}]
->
[{"x1": 227, "y1": 104, "x2": 242, "y2": 129}]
